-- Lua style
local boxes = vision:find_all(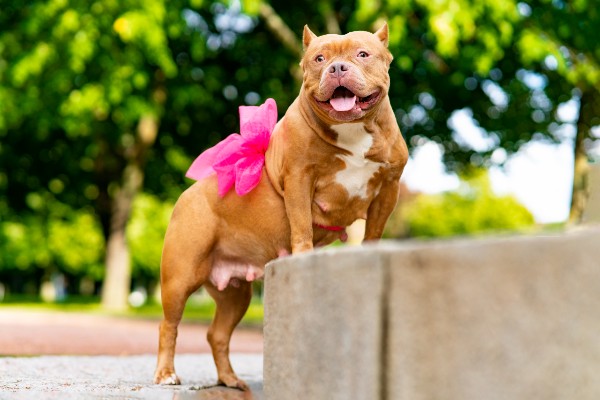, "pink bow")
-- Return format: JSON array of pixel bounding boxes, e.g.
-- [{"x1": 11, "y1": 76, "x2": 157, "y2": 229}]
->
[{"x1": 186, "y1": 98, "x2": 278, "y2": 197}]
